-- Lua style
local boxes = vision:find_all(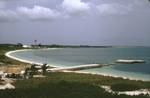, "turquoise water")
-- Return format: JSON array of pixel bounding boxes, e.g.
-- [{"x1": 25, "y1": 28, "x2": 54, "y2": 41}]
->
[{"x1": 10, "y1": 47, "x2": 150, "y2": 80}]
